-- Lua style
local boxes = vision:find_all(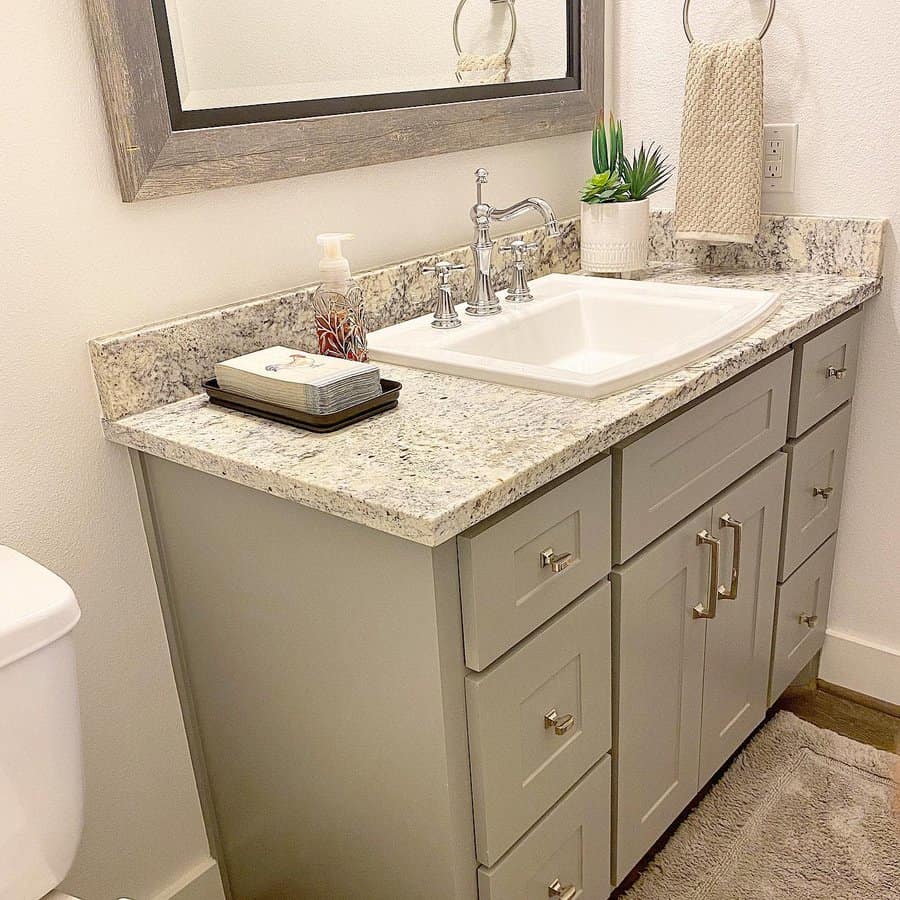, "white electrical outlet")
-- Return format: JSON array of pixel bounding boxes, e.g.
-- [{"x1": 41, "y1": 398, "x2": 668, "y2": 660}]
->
[{"x1": 763, "y1": 124, "x2": 798, "y2": 193}]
